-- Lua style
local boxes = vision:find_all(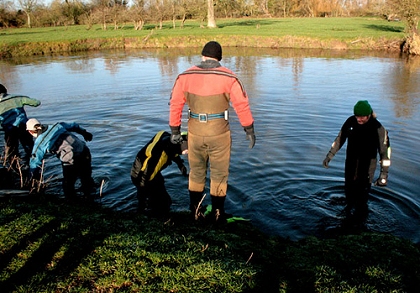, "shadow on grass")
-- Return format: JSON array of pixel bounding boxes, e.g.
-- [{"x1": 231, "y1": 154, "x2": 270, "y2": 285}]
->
[
  {"x1": 364, "y1": 24, "x2": 404, "y2": 33},
  {"x1": 0, "y1": 196, "x2": 419, "y2": 292},
  {"x1": 131, "y1": 19, "x2": 281, "y2": 31},
  {"x1": 0, "y1": 196, "x2": 113, "y2": 292},
  {"x1": 216, "y1": 19, "x2": 282, "y2": 28}
]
